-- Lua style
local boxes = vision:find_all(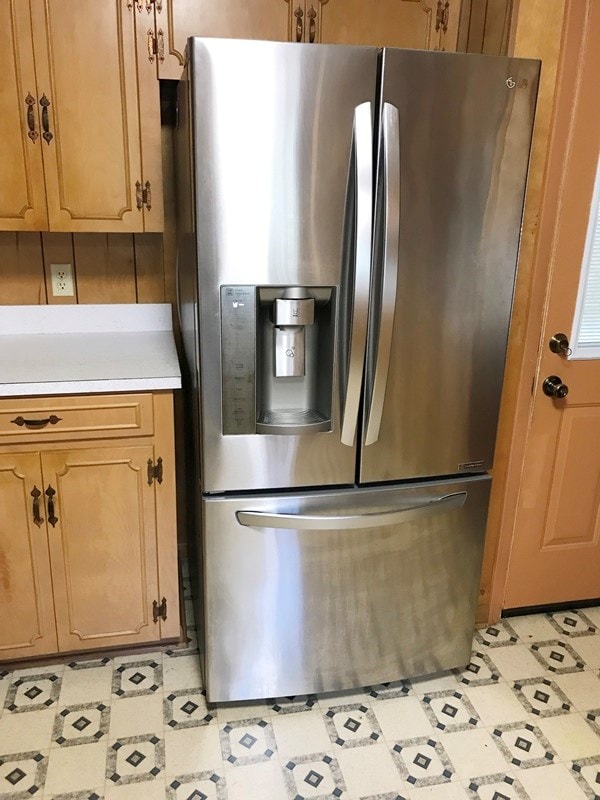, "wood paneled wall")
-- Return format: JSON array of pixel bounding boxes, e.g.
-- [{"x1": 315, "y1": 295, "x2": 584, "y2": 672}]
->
[{"x1": 0, "y1": 231, "x2": 165, "y2": 306}]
